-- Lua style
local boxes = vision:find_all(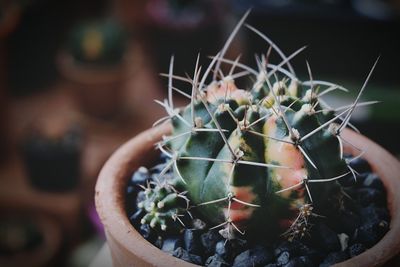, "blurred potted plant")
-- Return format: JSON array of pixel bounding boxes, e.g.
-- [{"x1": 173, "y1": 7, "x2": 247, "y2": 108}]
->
[
  {"x1": 58, "y1": 18, "x2": 128, "y2": 119},
  {"x1": 22, "y1": 120, "x2": 82, "y2": 193}
]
